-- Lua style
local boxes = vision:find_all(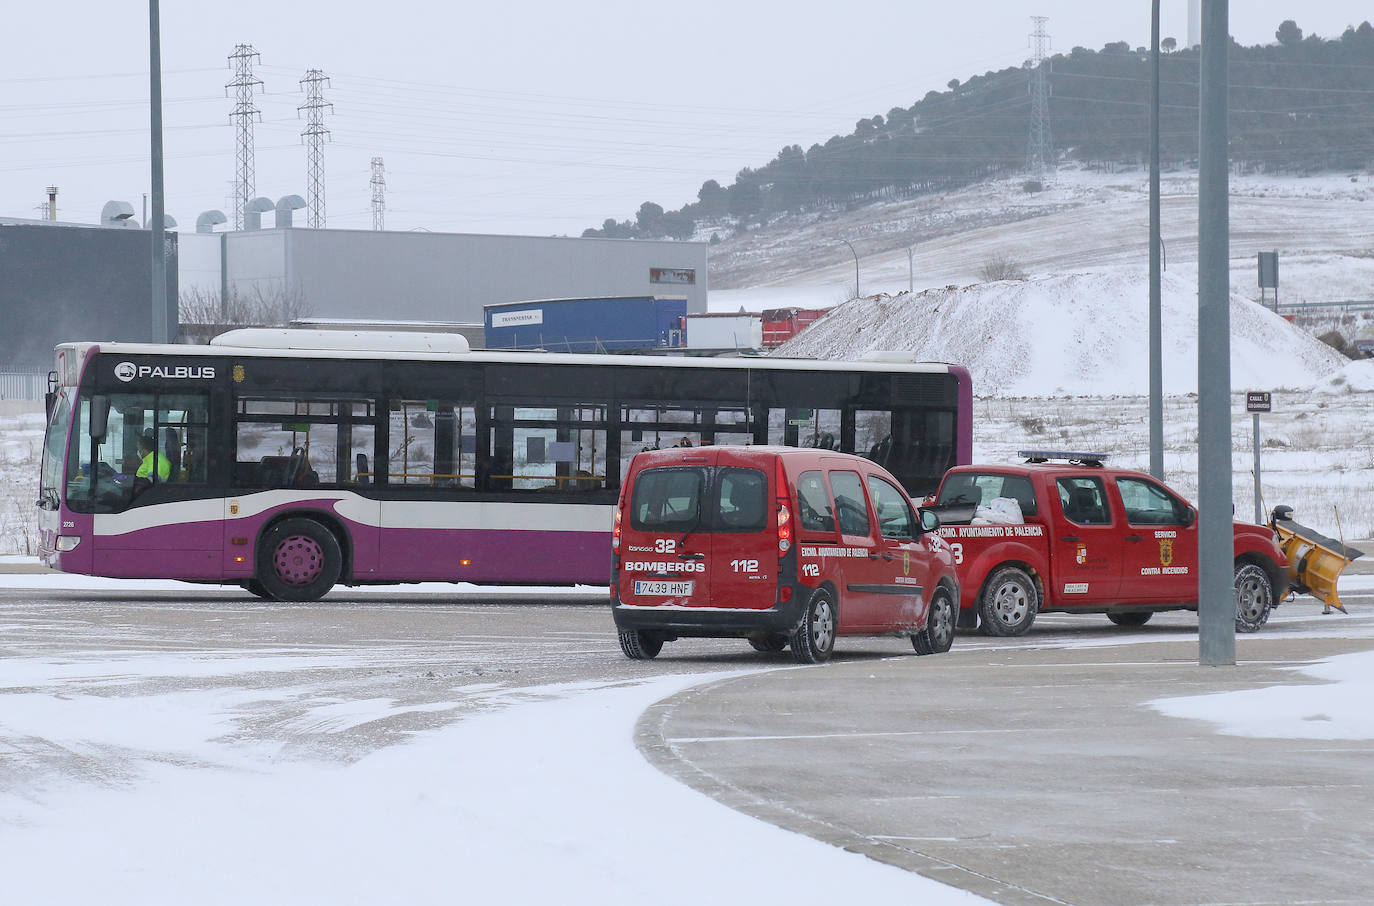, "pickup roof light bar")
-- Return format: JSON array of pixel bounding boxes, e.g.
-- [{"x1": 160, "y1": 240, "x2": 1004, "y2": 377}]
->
[{"x1": 1019, "y1": 450, "x2": 1109, "y2": 467}]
